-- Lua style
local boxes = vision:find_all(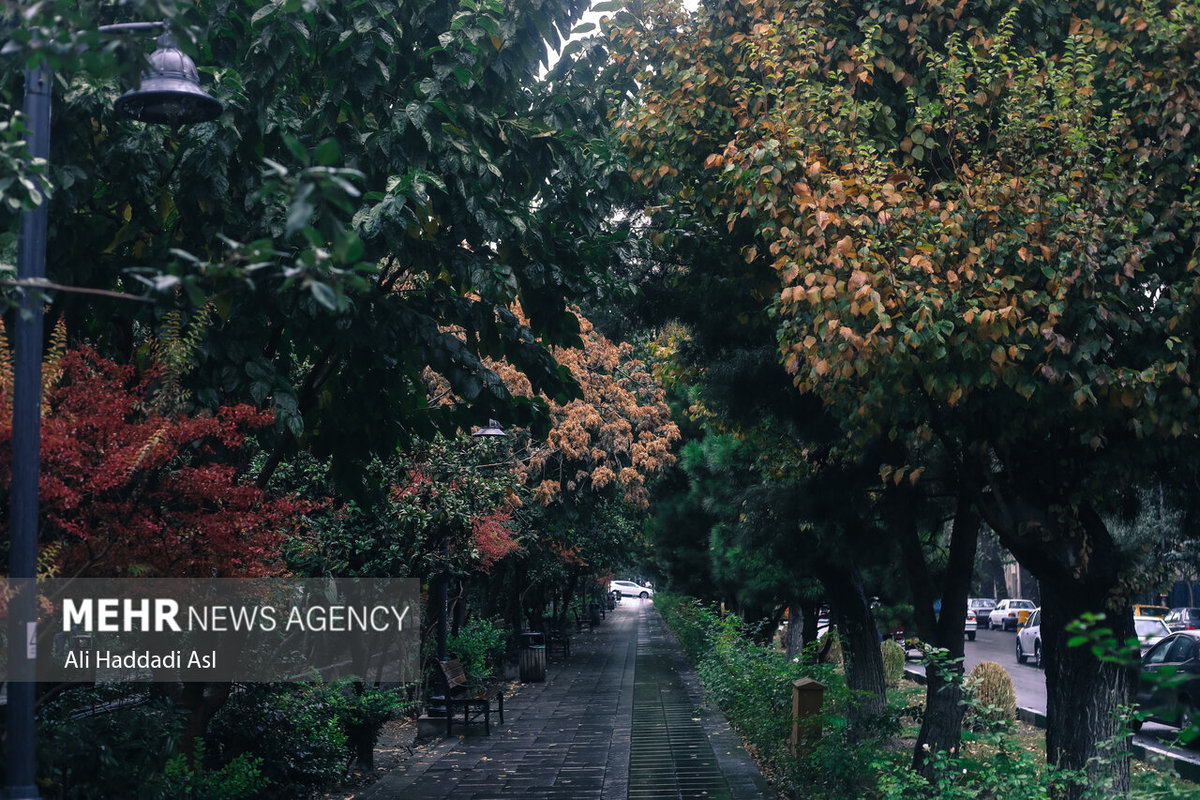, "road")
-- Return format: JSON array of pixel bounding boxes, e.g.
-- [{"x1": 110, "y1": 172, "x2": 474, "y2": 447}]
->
[{"x1": 906, "y1": 627, "x2": 1199, "y2": 762}]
